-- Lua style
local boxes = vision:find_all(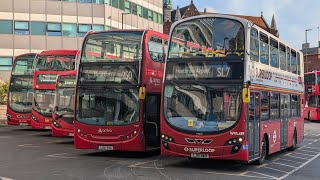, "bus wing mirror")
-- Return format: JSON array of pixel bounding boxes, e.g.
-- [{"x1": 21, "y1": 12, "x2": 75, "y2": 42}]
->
[
  {"x1": 139, "y1": 87, "x2": 146, "y2": 100},
  {"x1": 242, "y1": 87, "x2": 250, "y2": 103}
]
